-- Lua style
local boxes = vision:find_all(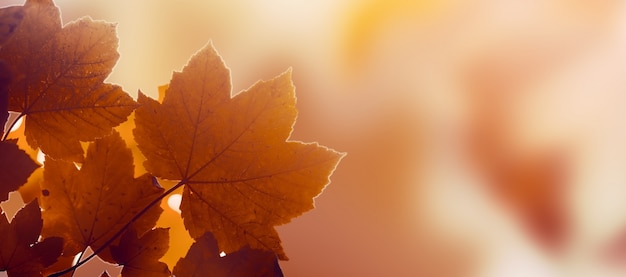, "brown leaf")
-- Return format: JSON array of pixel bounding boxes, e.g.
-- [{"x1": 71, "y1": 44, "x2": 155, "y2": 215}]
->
[
  {"x1": 0, "y1": 140, "x2": 38, "y2": 202},
  {"x1": 111, "y1": 228, "x2": 171, "y2": 277},
  {"x1": 2, "y1": 116, "x2": 45, "y2": 204},
  {"x1": 173, "y1": 232, "x2": 283, "y2": 277},
  {"x1": 41, "y1": 130, "x2": 164, "y2": 263},
  {"x1": 0, "y1": 57, "x2": 37, "y2": 204},
  {"x1": 0, "y1": 199, "x2": 63, "y2": 277},
  {"x1": 134, "y1": 43, "x2": 344, "y2": 259},
  {"x1": 0, "y1": 0, "x2": 136, "y2": 161}
]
